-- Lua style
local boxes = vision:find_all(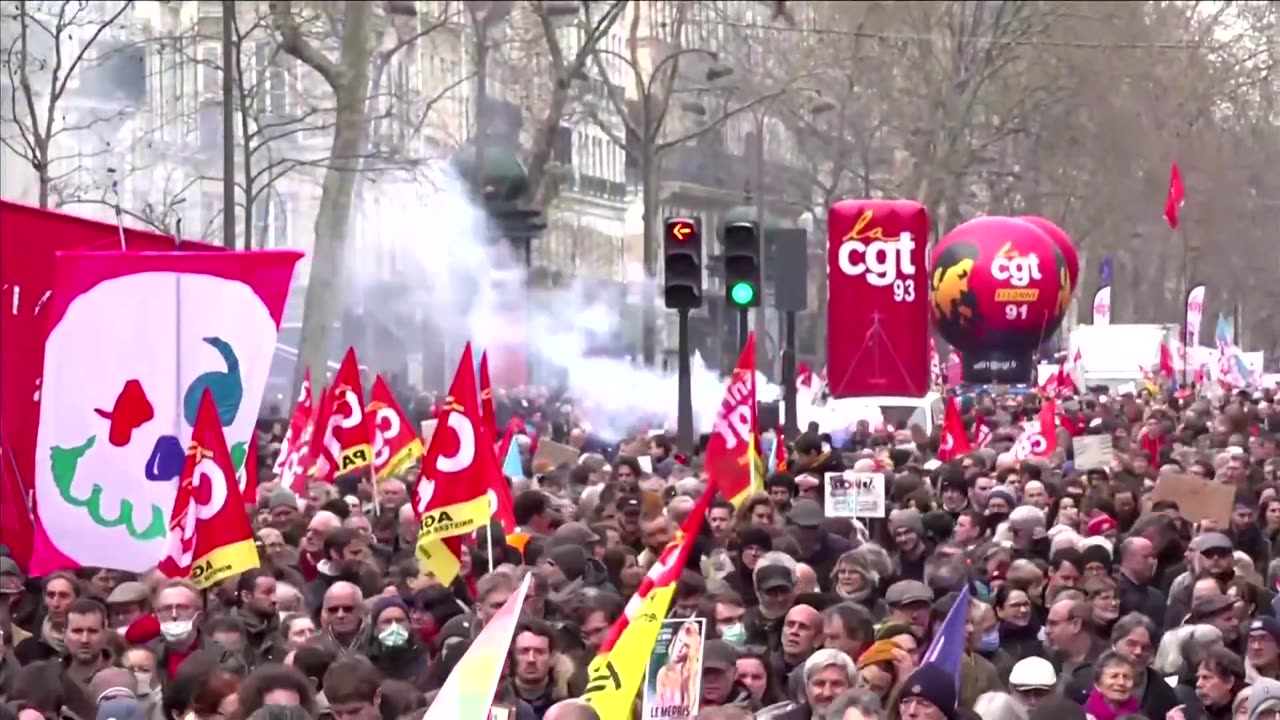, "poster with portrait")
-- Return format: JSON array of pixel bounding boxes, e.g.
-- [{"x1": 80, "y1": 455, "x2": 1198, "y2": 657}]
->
[{"x1": 642, "y1": 618, "x2": 705, "y2": 720}]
